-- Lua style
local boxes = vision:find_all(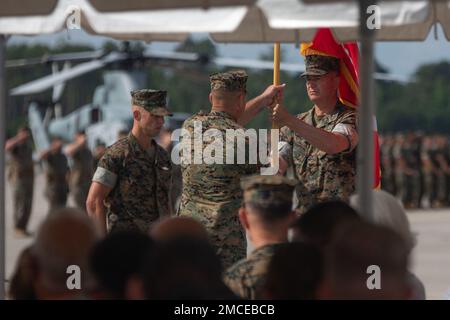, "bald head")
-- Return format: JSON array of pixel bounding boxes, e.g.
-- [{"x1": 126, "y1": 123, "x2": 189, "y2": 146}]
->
[
  {"x1": 33, "y1": 208, "x2": 98, "y2": 292},
  {"x1": 150, "y1": 217, "x2": 209, "y2": 242}
]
